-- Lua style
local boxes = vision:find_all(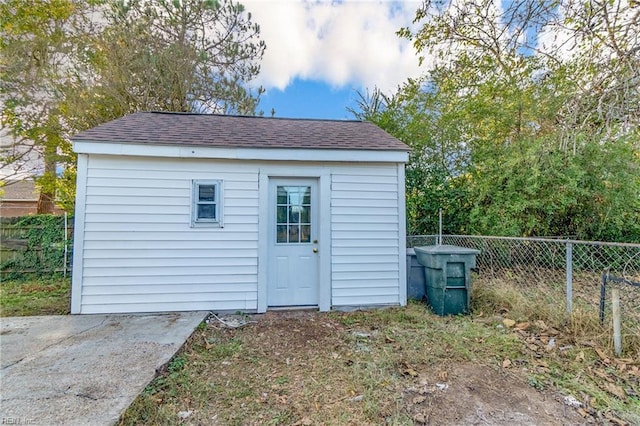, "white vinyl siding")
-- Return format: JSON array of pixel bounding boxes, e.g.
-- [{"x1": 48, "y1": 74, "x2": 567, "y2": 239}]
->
[
  {"x1": 76, "y1": 155, "x2": 259, "y2": 314},
  {"x1": 330, "y1": 166, "x2": 402, "y2": 307},
  {"x1": 73, "y1": 154, "x2": 406, "y2": 314}
]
